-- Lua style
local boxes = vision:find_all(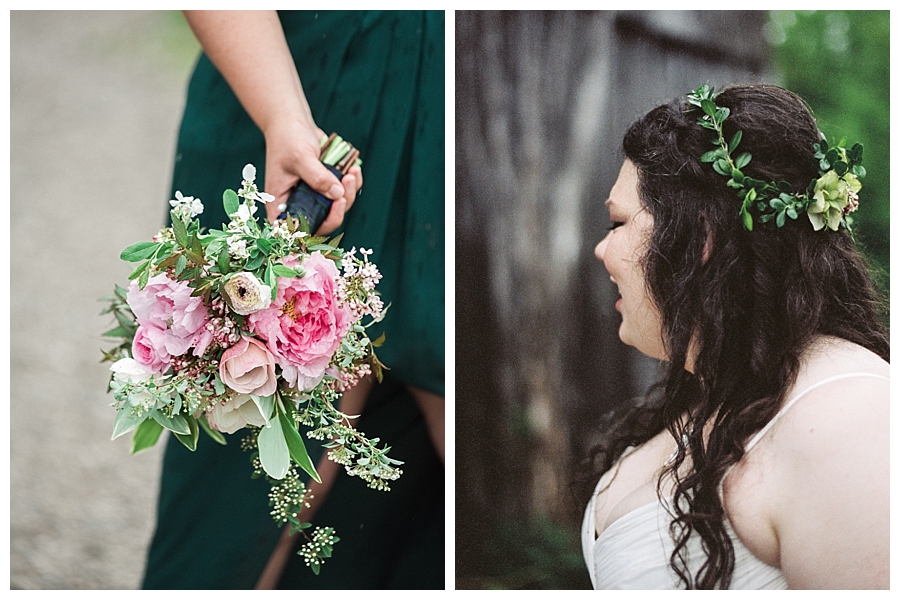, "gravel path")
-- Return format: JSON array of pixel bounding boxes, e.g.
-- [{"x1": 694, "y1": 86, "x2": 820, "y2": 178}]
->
[{"x1": 10, "y1": 11, "x2": 200, "y2": 589}]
